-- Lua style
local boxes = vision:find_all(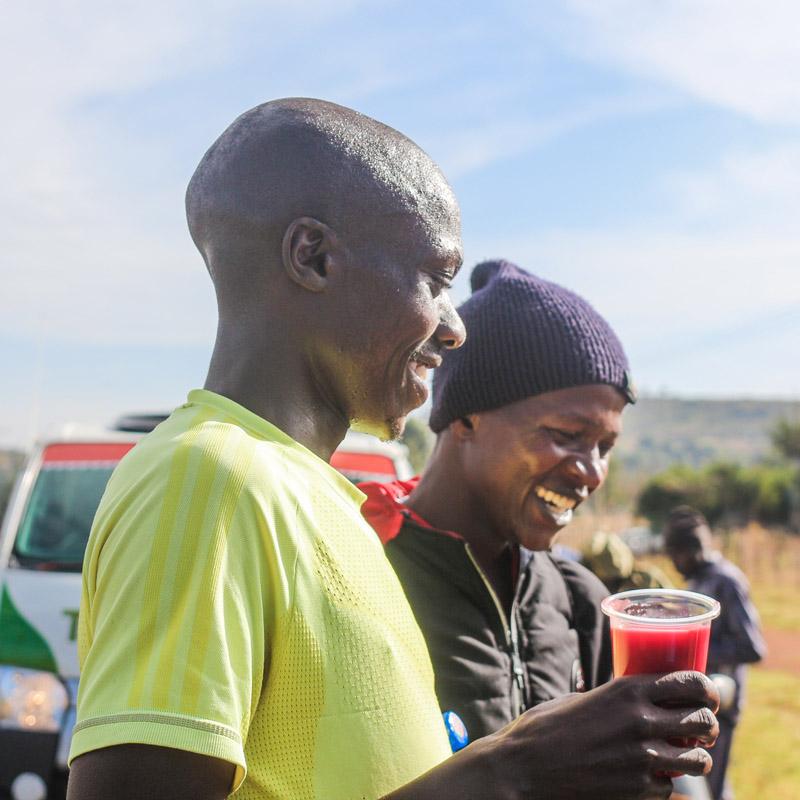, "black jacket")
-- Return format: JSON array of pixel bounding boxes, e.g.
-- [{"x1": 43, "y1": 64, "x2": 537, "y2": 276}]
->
[{"x1": 383, "y1": 515, "x2": 613, "y2": 742}]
